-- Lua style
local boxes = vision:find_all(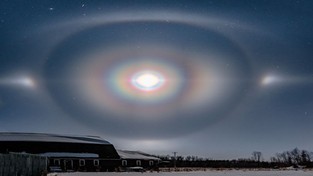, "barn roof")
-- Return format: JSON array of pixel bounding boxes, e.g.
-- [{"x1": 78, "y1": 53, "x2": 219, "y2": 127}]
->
[
  {"x1": 117, "y1": 150, "x2": 161, "y2": 160},
  {"x1": 0, "y1": 132, "x2": 111, "y2": 145},
  {"x1": 40, "y1": 152, "x2": 99, "y2": 158}
]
